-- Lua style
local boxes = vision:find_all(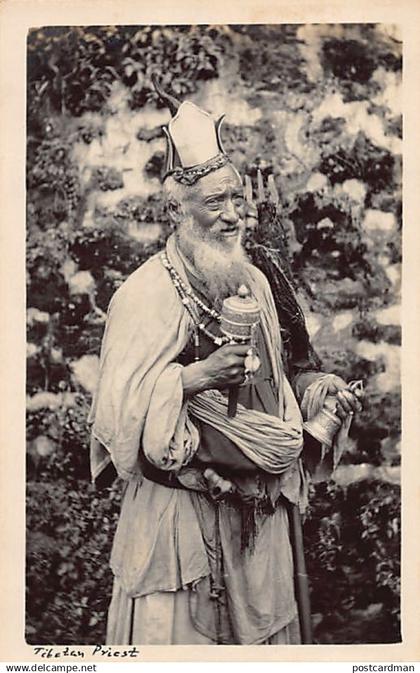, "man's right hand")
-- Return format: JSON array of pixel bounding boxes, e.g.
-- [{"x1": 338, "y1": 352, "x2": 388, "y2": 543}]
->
[{"x1": 181, "y1": 344, "x2": 249, "y2": 396}]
